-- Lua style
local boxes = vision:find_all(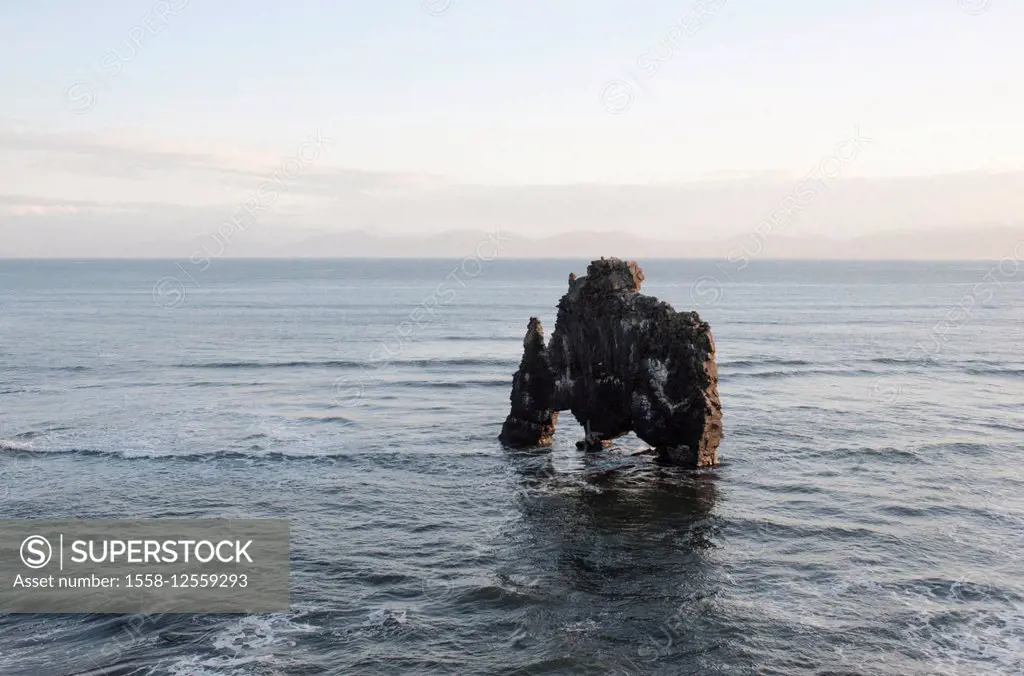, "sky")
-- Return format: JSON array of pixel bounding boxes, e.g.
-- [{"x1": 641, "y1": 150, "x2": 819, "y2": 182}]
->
[{"x1": 1, "y1": 0, "x2": 1022, "y2": 252}]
